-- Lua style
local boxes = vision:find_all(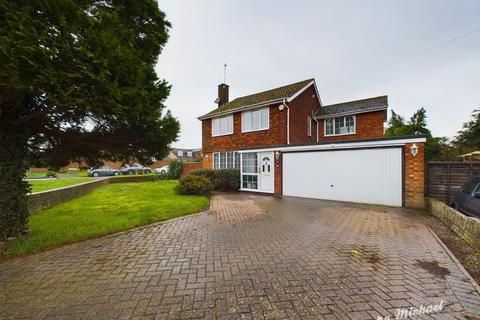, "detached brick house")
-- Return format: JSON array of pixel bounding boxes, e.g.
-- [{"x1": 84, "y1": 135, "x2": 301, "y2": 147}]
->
[{"x1": 198, "y1": 79, "x2": 426, "y2": 208}]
